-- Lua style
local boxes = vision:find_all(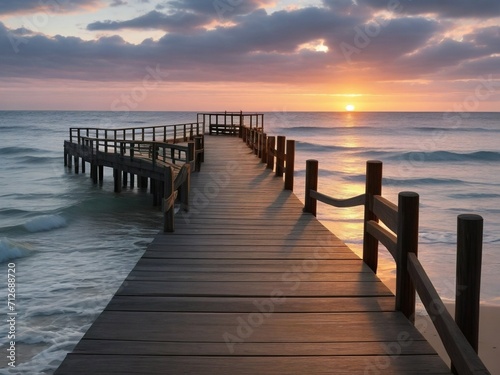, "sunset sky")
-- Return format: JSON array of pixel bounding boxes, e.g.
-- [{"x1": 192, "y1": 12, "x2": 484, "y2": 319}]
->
[{"x1": 1, "y1": 0, "x2": 499, "y2": 111}]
